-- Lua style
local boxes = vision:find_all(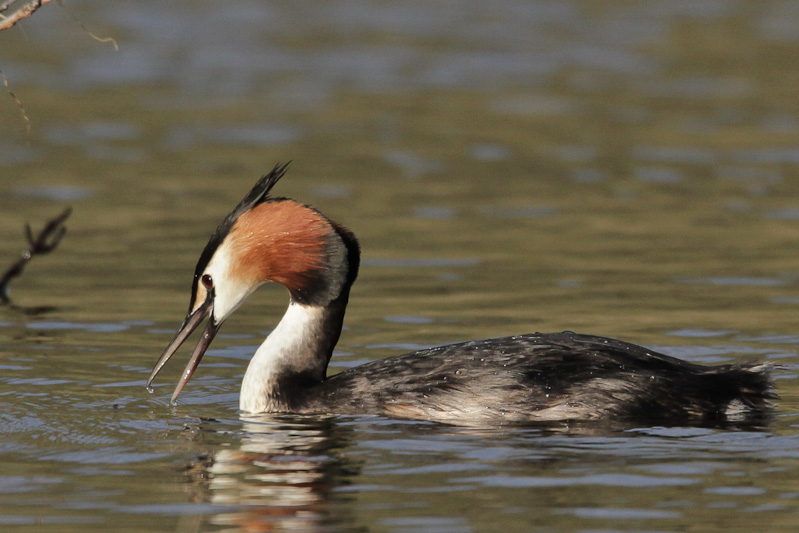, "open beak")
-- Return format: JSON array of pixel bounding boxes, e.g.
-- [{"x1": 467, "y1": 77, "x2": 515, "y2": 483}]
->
[{"x1": 146, "y1": 291, "x2": 221, "y2": 403}]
